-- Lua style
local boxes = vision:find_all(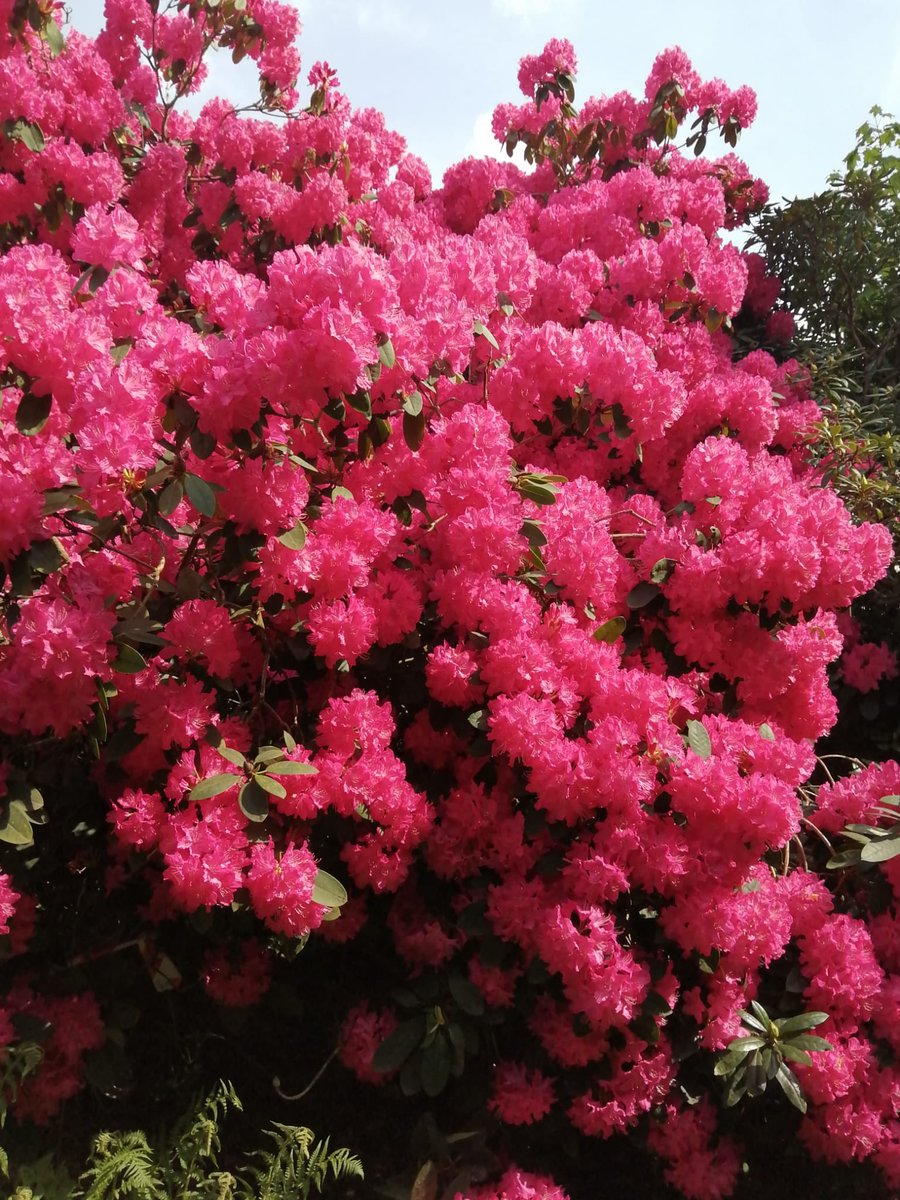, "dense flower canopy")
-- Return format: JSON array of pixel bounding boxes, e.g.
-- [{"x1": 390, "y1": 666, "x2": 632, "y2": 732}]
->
[{"x1": 0, "y1": 4, "x2": 897, "y2": 1197}]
